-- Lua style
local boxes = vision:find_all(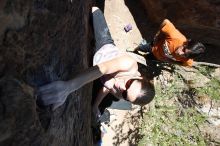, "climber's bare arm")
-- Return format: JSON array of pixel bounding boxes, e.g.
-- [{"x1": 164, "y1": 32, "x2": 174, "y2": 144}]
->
[
  {"x1": 93, "y1": 86, "x2": 110, "y2": 108},
  {"x1": 67, "y1": 54, "x2": 136, "y2": 93},
  {"x1": 92, "y1": 86, "x2": 110, "y2": 117},
  {"x1": 37, "y1": 55, "x2": 136, "y2": 109}
]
